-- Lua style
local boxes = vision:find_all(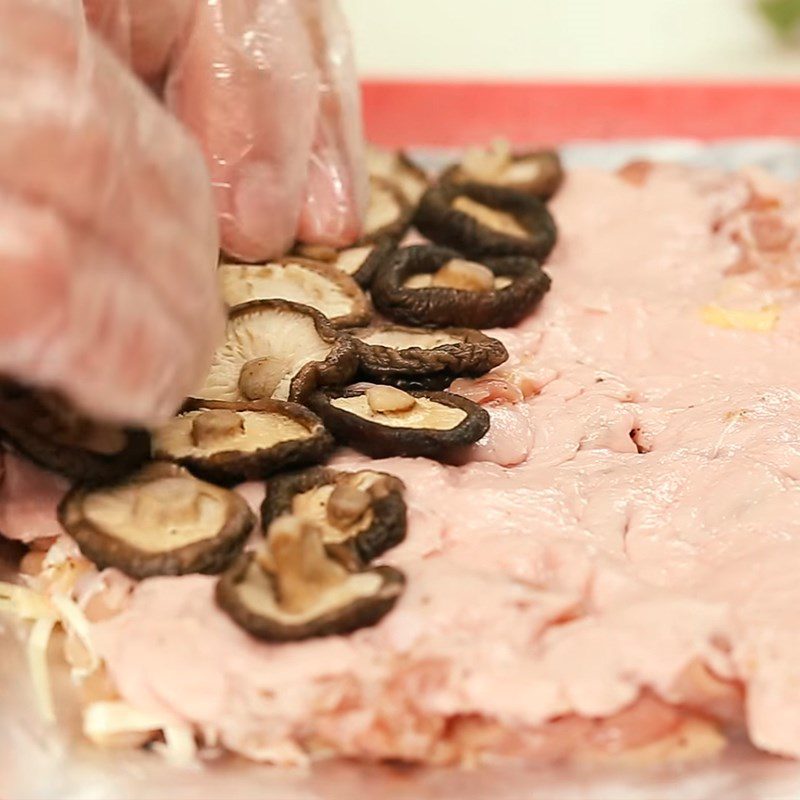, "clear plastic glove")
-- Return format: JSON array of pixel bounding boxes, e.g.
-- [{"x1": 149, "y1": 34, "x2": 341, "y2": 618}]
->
[
  {"x1": 0, "y1": 0, "x2": 222, "y2": 426},
  {"x1": 89, "y1": 0, "x2": 368, "y2": 262},
  {"x1": 0, "y1": 0, "x2": 366, "y2": 427}
]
